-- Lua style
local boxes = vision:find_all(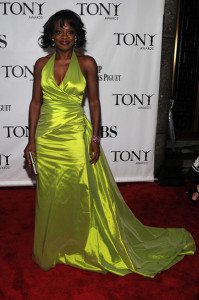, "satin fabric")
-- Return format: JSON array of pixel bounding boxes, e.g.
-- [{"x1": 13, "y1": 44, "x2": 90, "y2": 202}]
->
[{"x1": 33, "y1": 50, "x2": 196, "y2": 277}]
